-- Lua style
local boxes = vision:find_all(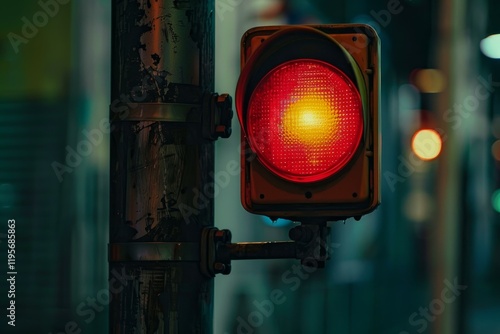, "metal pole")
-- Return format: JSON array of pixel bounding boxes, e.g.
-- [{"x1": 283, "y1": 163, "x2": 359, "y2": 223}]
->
[{"x1": 109, "y1": 0, "x2": 215, "y2": 333}]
